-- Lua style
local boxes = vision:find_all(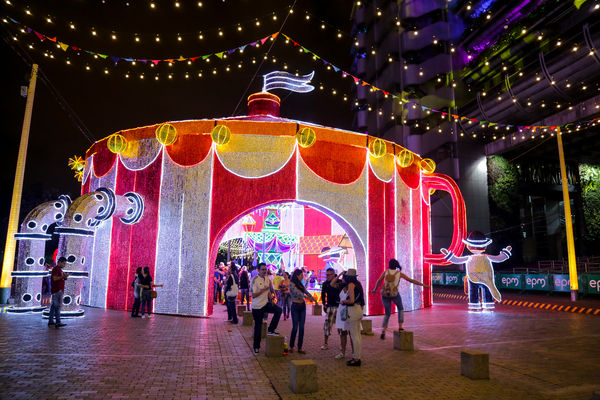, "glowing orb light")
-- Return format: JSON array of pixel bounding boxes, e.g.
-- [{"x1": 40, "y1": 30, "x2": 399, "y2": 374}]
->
[
  {"x1": 420, "y1": 158, "x2": 436, "y2": 174},
  {"x1": 211, "y1": 125, "x2": 231, "y2": 145},
  {"x1": 107, "y1": 134, "x2": 128, "y2": 154},
  {"x1": 397, "y1": 149, "x2": 414, "y2": 167},
  {"x1": 296, "y1": 127, "x2": 316, "y2": 148},
  {"x1": 155, "y1": 123, "x2": 178, "y2": 146},
  {"x1": 369, "y1": 138, "x2": 386, "y2": 158}
]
